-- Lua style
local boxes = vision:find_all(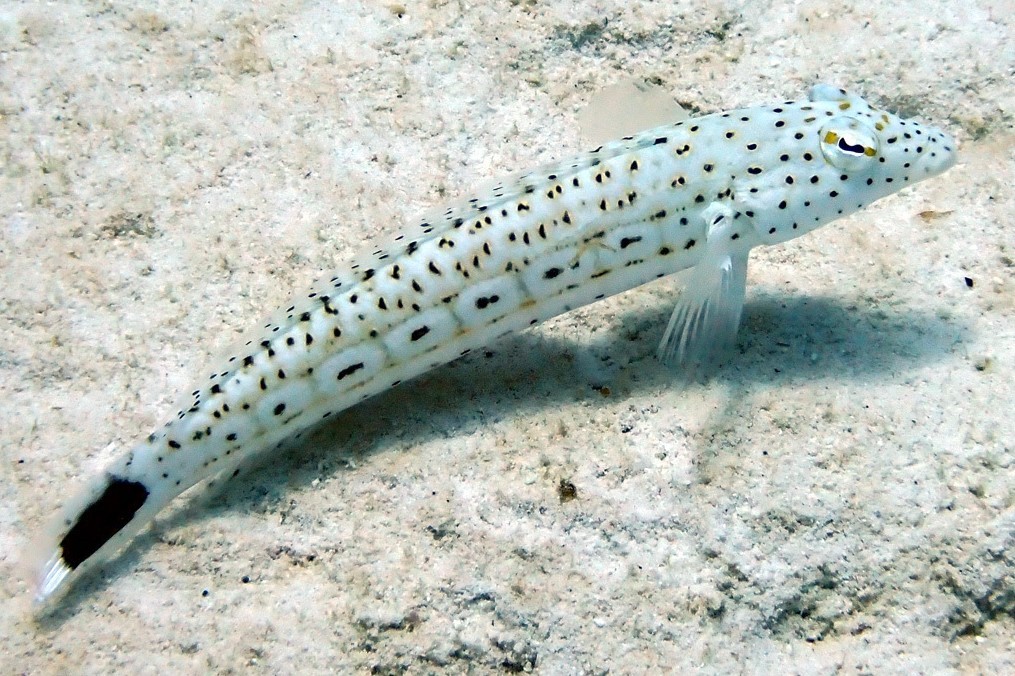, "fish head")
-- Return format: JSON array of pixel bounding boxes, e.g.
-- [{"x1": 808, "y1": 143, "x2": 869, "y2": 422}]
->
[{"x1": 739, "y1": 84, "x2": 957, "y2": 245}]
